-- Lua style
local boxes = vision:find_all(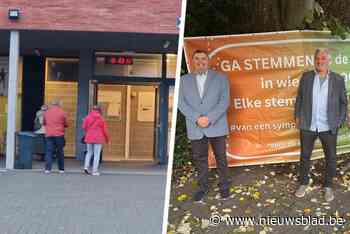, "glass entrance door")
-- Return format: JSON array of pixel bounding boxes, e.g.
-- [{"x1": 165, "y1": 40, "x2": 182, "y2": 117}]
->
[
  {"x1": 96, "y1": 84, "x2": 126, "y2": 161},
  {"x1": 93, "y1": 84, "x2": 157, "y2": 161},
  {"x1": 128, "y1": 85, "x2": 157, "y2": 161}
]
